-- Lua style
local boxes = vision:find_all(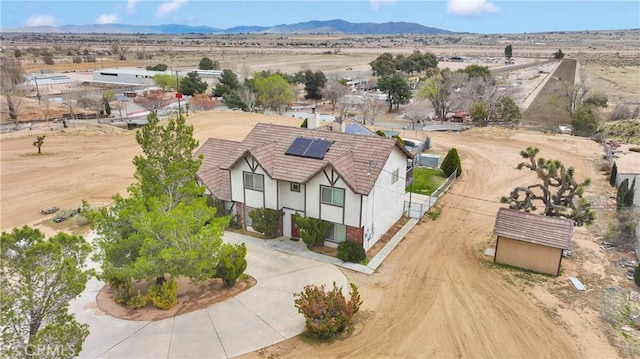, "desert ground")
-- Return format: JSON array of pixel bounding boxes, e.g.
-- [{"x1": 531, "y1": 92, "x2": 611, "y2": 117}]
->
[{"x1": 1, "y1": 32, "x2": 639, "y2": 358}]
